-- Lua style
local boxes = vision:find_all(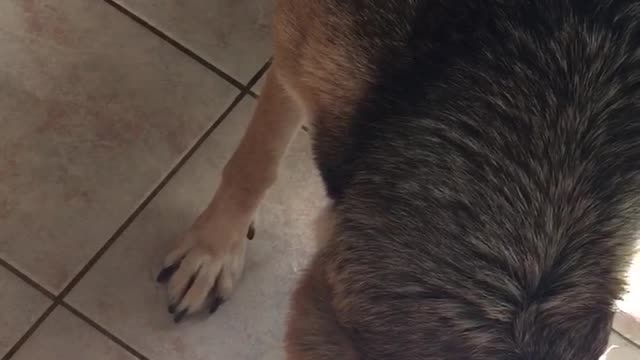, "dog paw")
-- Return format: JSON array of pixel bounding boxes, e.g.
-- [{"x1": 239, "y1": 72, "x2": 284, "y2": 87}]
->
[{"x1": 157, "y1": 222, "x2": 255, "y2": 323}]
